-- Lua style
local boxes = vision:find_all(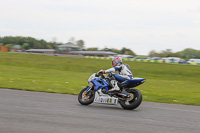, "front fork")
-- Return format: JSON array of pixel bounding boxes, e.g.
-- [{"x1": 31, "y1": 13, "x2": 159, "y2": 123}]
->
[{"x1": 85, "y1": 86, "x2": 93, "y2": 96}]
